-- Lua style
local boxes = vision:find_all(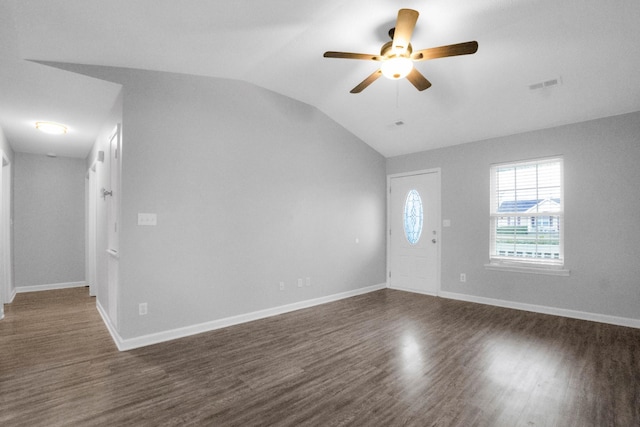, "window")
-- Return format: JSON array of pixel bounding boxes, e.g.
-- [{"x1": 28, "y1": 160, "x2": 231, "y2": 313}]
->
[
  {"x1": 489, "y1": 157, "x2": 564, "y2": 271},
  {"x1": 404, "y1": 189, "x2": 423, "y2": 245}
]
